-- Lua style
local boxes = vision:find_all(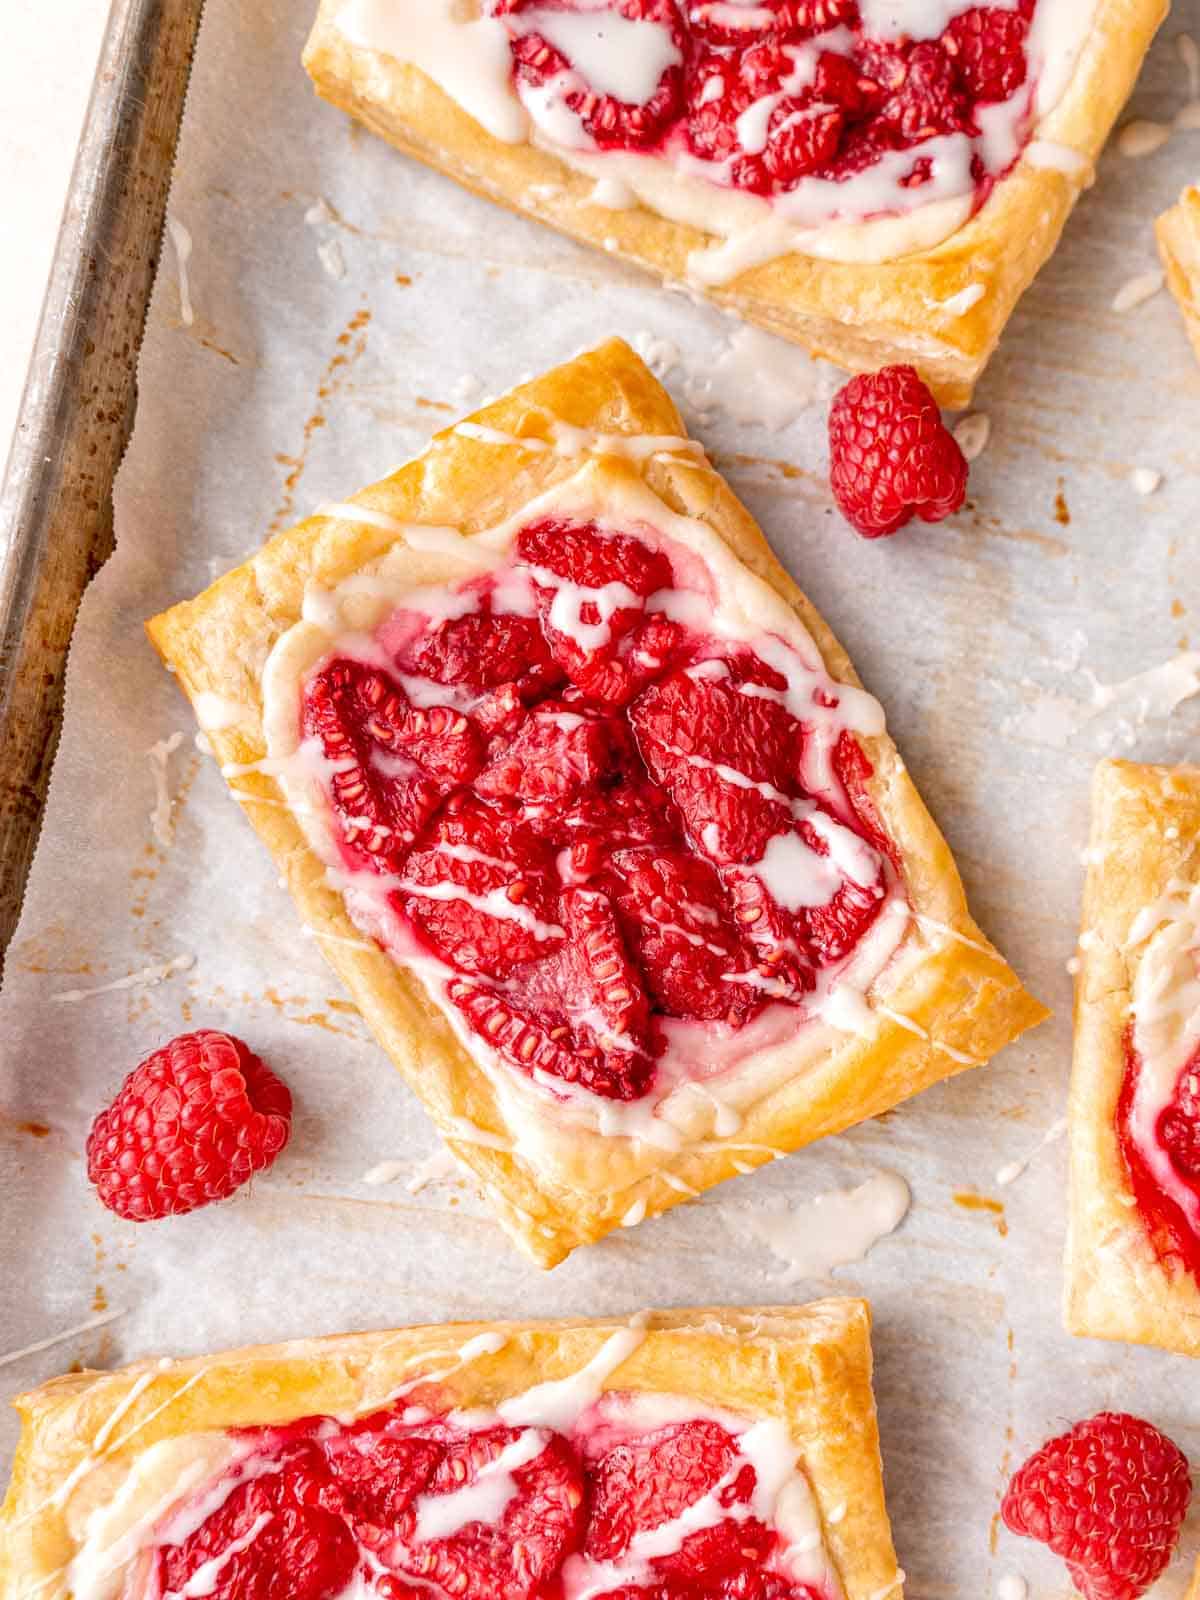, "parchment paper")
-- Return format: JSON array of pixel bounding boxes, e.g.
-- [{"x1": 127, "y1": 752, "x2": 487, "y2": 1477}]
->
[{"x1": 3, "y1": 2, "x2": 1200, "y2": 1594}]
